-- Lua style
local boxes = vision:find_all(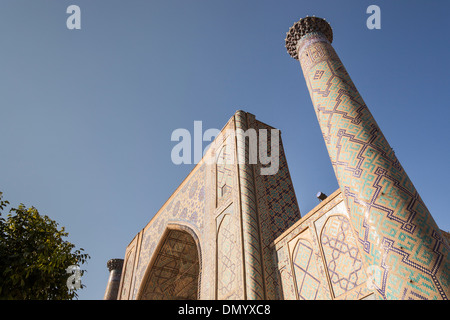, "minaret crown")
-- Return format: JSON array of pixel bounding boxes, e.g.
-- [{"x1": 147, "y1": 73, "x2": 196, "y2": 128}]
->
[
  {"x1": 107, "y1": 258, "x2": 124, "y2": 272},
  {"x1": 285, "y1": 16, "x2": 333, "y2": 60}
]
